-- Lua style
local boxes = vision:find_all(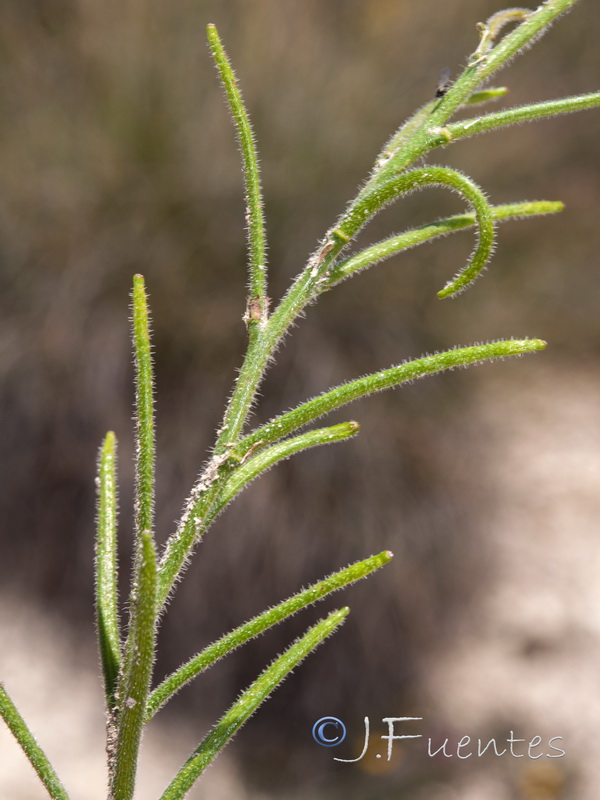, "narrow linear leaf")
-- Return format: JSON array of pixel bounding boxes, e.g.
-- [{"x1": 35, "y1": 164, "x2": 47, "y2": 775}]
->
[
  {"x1": 200, "y1": 23, "x2": 273, "y2": 461},
  {"x1": 111, "y1": 532, "x2": 157, "y2": 800},
  {"x1": 217, "y1": 421, "x2": 359, "y2": 510},
  {"x1": 158, "y1": 330, "x2": 547, "y2": 610},
  {"x1": 441, "y1": 92, "x2": 600, "y2": 145},
  {"x1": 156, "y1": 423, "x2": 360, "y2": 611},
  {"x1": 337, "y1": 166, "x2": 494, "y2": 299},
  {"x1": 207, "y1": 23, "x2": 268, "y2": 329},
  {"x1": 0, "y1": 684, "x2": 70, "y2": 800},
  {"x1": 471, "y1": 8, "x2": 532, "y2": 63},
  {"x1": 234, "y1": 339, "x2": 546, "y2": 458},
  {"x1": 438, "y1": 0, "x2": 582, "y2": 117},
  {"x1": 163, "y1": 319, "x2": 545, "y2": 606},
  {"x1": 466, "y1": 87, "x2": 508, "y2": 105},
  {"x1": 158, "y1": 608, "x2": 349, "y2": 800},
  {"x1": 147, "y1": 551, "x2": 392, "y2": 719},
  {"x1": 470, "y1": 2, "x2": 573, "y2": 71},
  {"x1": 95, "y1": 430, "x2": 121, "y2": 707},
  {"x1": 132, "y1": 274, "x2": 155, "y2": 539},
  {"x1": 327, "y1": 201, "x2": 563, "y2": 288}
]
